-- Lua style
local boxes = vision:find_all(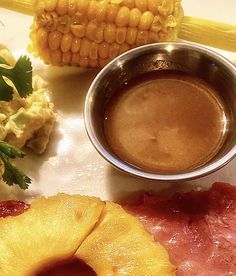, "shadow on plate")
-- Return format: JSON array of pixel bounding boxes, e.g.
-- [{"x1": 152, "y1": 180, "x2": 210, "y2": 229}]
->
[
  {"x1": 106, "y1": 160, "x2": 236, "y2": 201},
  {"x1": 0, "y1": 180, "x2": 40, "y2": 201},
  {"x1": 104, "y1": 159, "x2": 236, "y2": 202},
  {"x1": 46, "y1": 66, "x2": 99, "y2": 115},
  {"x1": 14, "y1": 120, "x2": 63, "y2": 180},
  {"x1": 105, "y1": 165, "x2": 201, "y2": 202}
]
